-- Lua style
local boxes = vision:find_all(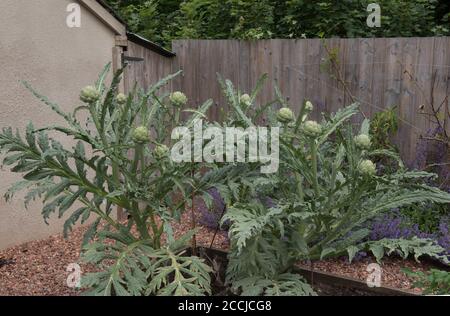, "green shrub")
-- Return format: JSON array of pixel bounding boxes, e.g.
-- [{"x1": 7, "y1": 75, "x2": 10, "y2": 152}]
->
[
  {"x1": 369, "y1": 105, "x2": 398, "y2": 153},
  {"x1": 369, "y1": 106, "x2": 449, "y2": 235},
  {"x1": 400, "y1": 203, "x2": 448, "y2": 233}
]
